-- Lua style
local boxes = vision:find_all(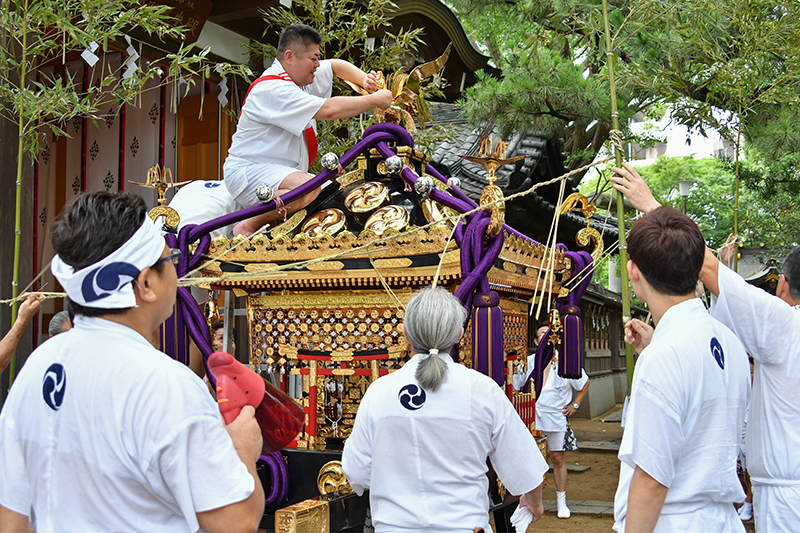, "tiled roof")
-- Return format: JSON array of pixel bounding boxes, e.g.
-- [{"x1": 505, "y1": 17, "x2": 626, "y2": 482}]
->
[{"x1": 426, "y1": 102, "x2": 619, "y2": 241}]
